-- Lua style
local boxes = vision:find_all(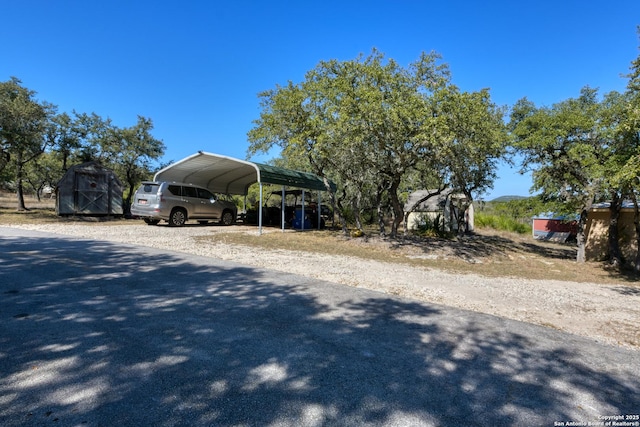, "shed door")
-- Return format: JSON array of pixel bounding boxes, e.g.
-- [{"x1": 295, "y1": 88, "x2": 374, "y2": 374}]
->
[{"x1": 75, "y1": 172, "x2": 108, "y2": 214}]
